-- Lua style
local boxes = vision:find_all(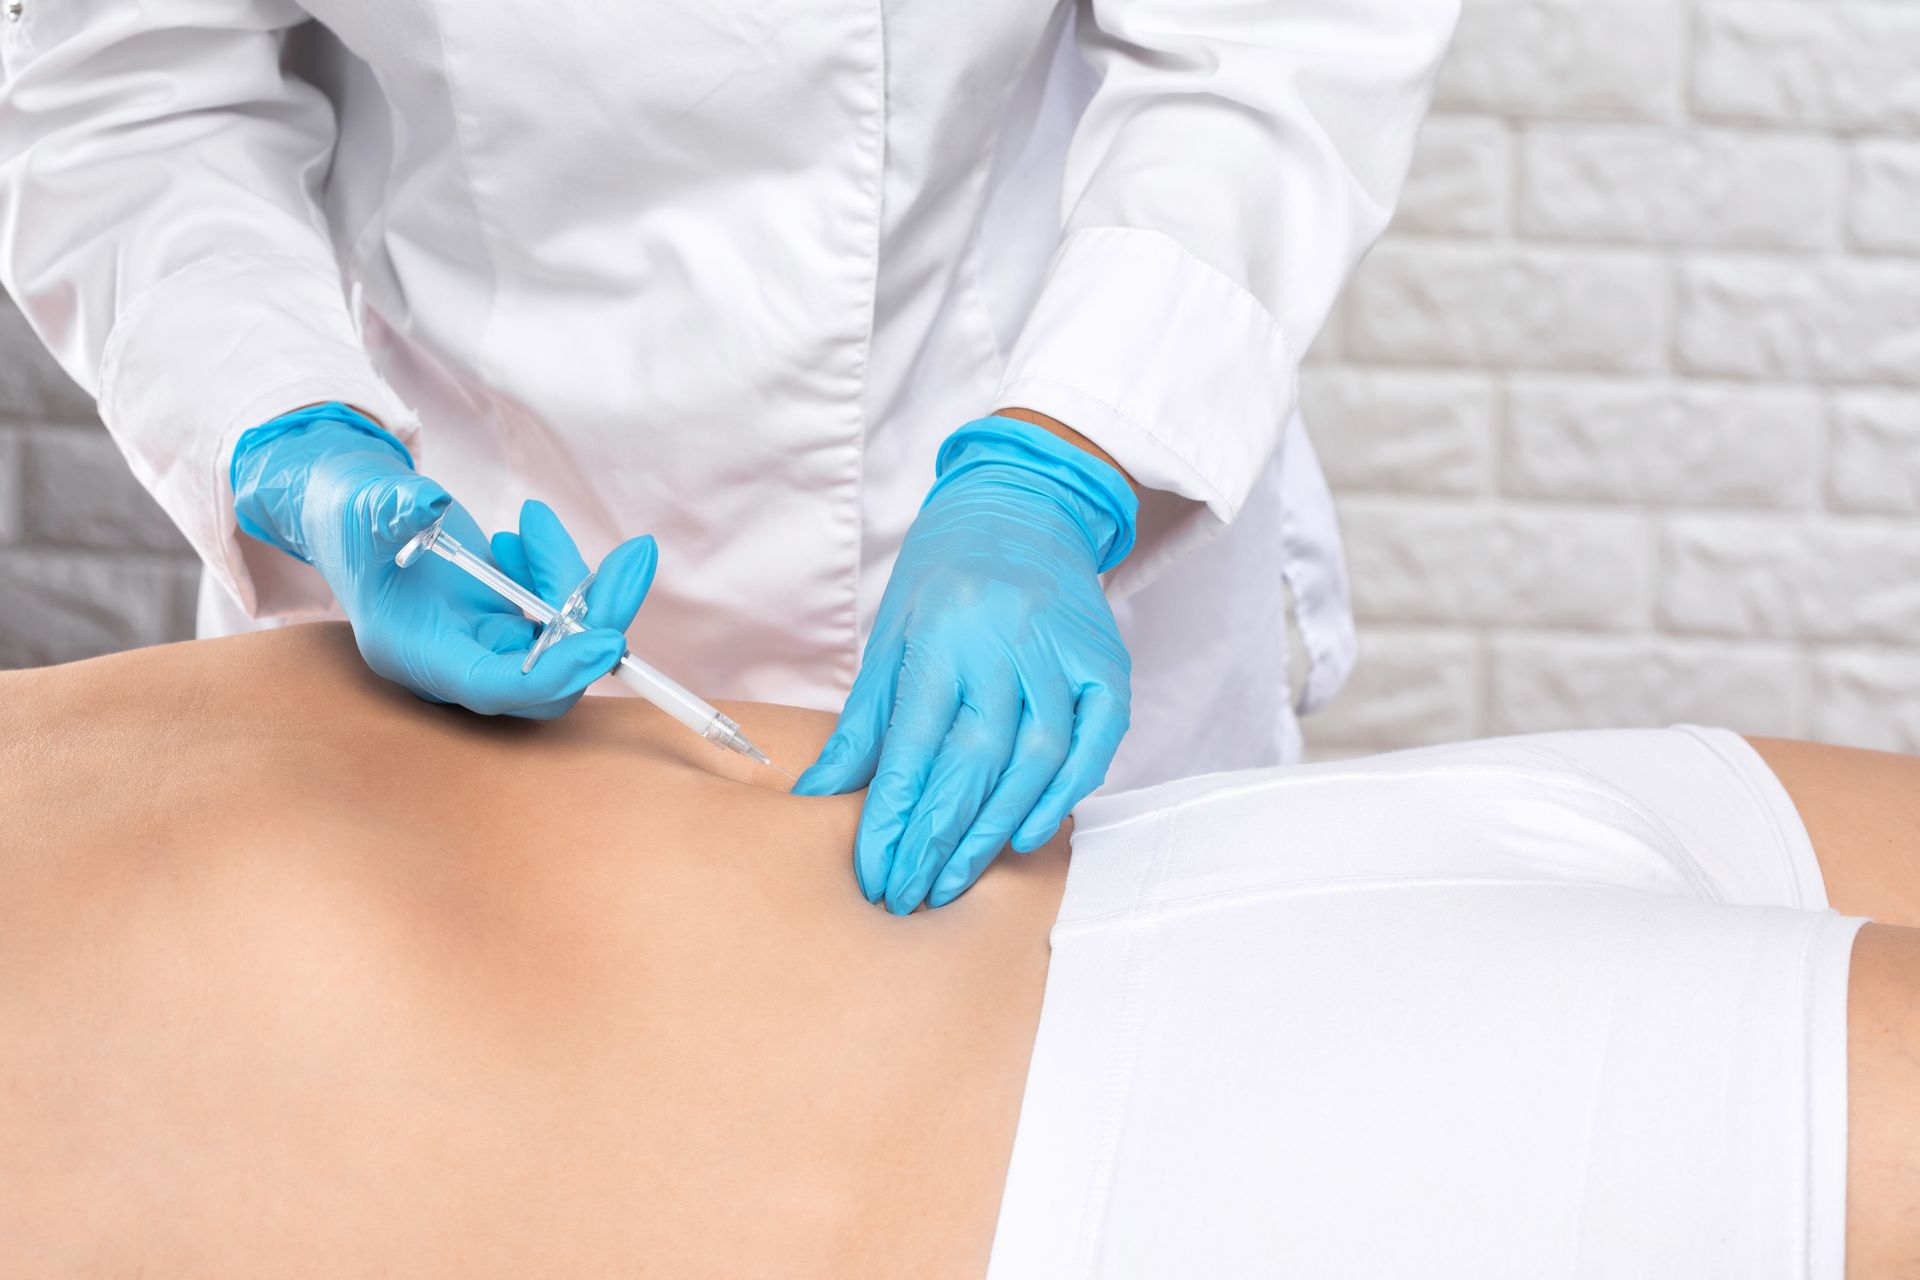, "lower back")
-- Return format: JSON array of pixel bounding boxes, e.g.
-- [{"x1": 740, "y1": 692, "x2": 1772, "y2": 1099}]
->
[{"x1": 0, "y1": 625, "x2": 1068, "y2": 1275}]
